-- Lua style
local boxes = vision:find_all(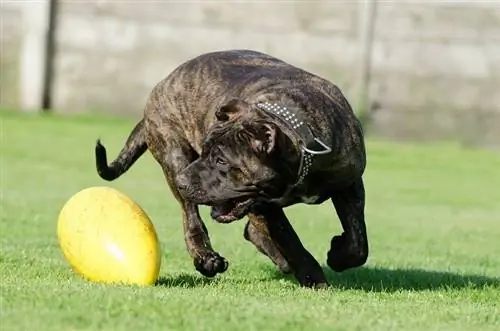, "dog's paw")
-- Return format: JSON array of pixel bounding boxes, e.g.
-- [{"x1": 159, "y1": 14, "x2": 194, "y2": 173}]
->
[
  {"x1": 295, "y1": 268, "x2": 328, "y2": 289},
  {"x1": 327, "y1": 233, "x2": 367, "y2": 272},
  {"x1": 194, "y1": 252, "x2": 229, "y2": 277}
]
